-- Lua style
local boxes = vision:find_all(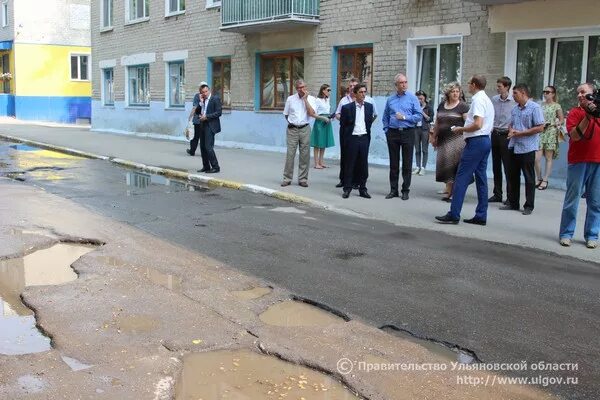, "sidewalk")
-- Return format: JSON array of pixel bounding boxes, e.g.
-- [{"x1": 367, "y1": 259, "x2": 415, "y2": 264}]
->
[{"x1": 0, "y1": 119, "x2": 596, "y2": 263}]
